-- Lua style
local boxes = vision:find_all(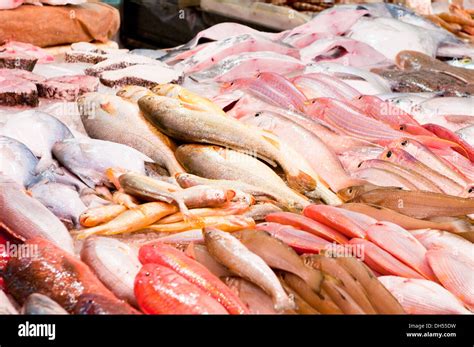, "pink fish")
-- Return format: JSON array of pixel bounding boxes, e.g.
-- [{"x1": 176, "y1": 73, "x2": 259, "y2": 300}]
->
[
  {"x1": 256, "y1": 222, "x2": 331, "y2": 254},
  {"x1": 427, "y1": 249, "x2": 474, "y2": 310},
  {"x1": 423, "y1": 123, "x2": 474, "y2": 162},
  {"x1": 299, "y1": 37, "x2": 388, "y2": 67},
  {"x1": 352, "y1": 167, "x2": 419, "y2": 191},
  {"x1": 379, "y1": 276, "x2": 470, "y2": 314},
  {"x1": 366, "y1": 222, "x2": 437, "y2": 281},
  {"x1": 265, "y1": 212, "x2": 349, "y2": 244},
  {"x1": 303, "y1": 204, "x2": 375, "y2": 239},
  {"x1": 349, "y1": 238, "x2": 425, "y2": 279},
  {"x1": 292, "y1": 74, "x2": 359, "y2": 100},
  {"x1": 411, "y1": 229, "x2": 474, "y2": 261}
]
